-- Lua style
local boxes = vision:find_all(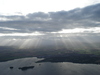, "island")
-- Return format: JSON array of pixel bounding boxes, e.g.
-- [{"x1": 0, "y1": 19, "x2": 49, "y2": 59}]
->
[{"x1": 18, "y1": 66, "x2": 34, "y2": 71}]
